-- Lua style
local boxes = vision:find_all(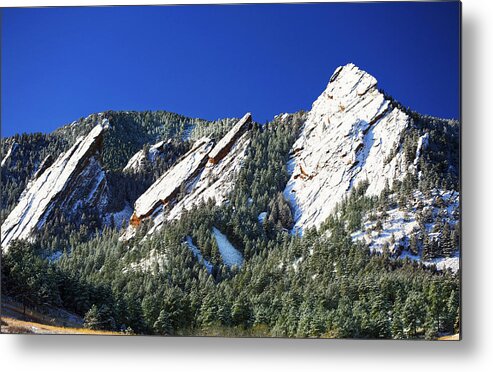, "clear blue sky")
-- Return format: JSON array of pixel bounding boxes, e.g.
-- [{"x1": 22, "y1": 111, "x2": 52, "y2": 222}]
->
[{"x1": 1, "y1": 2, "x2": 460, "y2": 137}]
